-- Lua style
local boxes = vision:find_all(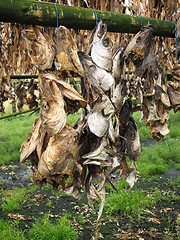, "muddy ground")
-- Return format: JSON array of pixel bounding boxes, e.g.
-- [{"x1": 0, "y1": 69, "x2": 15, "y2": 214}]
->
[{"x1": 0, "y1": 161, "x2": 180, "y2": 240}]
